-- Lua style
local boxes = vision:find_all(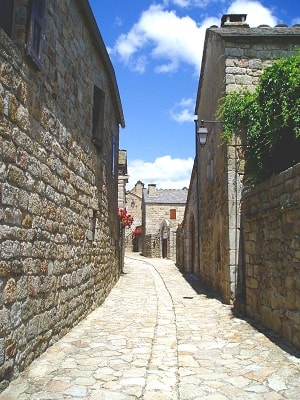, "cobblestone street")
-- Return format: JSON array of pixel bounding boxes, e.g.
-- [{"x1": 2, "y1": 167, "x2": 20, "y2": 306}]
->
[{"x1": 1, "y1": 254, "x2": 299, "y2": 400}]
